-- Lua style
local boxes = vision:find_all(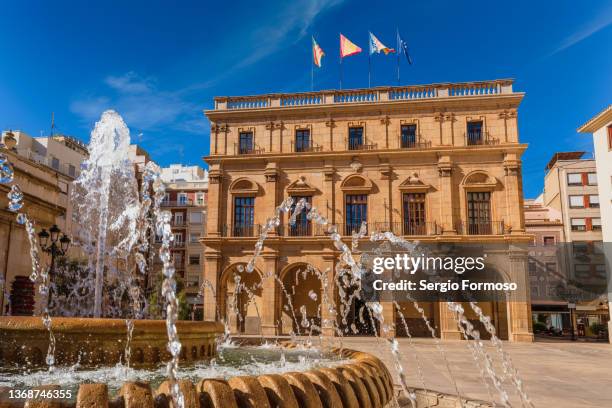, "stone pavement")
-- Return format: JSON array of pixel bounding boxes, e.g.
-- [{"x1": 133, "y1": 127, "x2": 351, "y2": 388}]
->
[{"x1": 339, "y1": 337, "x2": 612, "y2": 408}]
